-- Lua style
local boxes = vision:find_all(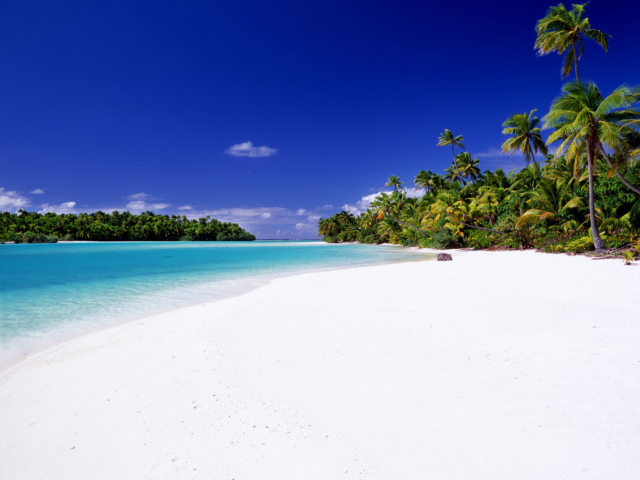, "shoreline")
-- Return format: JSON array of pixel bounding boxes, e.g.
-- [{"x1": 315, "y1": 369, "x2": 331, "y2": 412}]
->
[
  {"x1": 2, "y1": 250, "x2": 640, "y2": 479},
  {"x1": 0, "y1": 245, "x2": 435, "y2": 373}
]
